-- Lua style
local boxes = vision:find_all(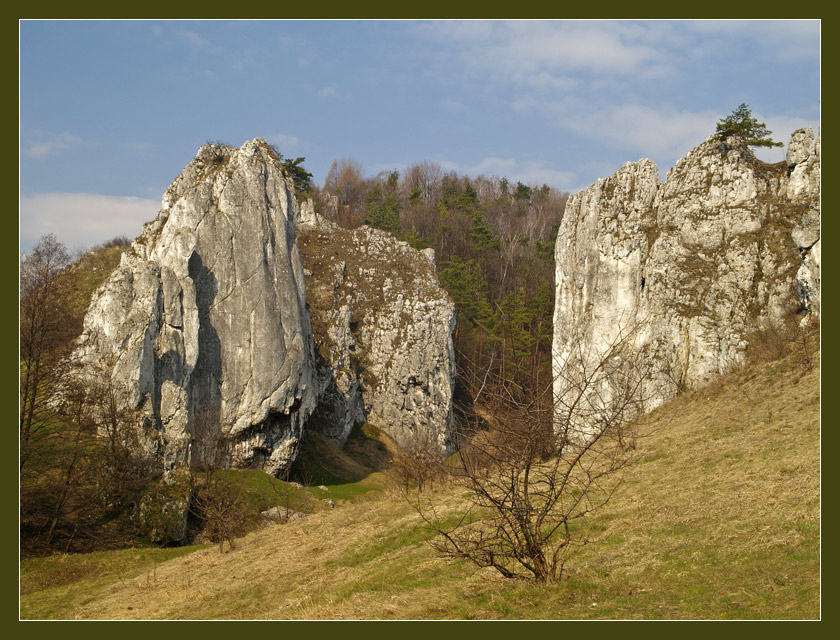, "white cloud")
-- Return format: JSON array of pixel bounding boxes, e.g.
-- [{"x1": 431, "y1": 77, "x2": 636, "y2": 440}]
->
[
  {"x1": 180, "y1": 29, "x2": 210, "y2": 49},
  {"x1": 516, "y1": 161, "x2": 576, "y2": 191},
  {"x1": 317, "y1": 86, "x2": 340, "y2": 98},
  {"x1": 464, "y1": 156, "x2": 518, "y2": 177},
  {"x1": 270, "y1": 133, "x2": 301, "y2": 150},
  {"x1": 449, "y1": 156, "x2": 575, "y2": 190},
  {"x1": 689, "y1": 20, "x2": 820, "y2": 62},
  {"x1": 500, "y1": 21, "x2": 661, "y2": 75},
  {"x1": 20, "y1": 193, "x2": 160, "y2": 253},
  {"x1": 412, "y1": 19, "x2": 817, "y2": 174},
  {"x1": 417, "y1": 20, "x2": 668, "y2": 86},
  {"x1": 562, "y1": 104, "x2": 719, "y2": 161},
  {"x1": 24, "y1": 131, "x2": 81, "y2": 159}
]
